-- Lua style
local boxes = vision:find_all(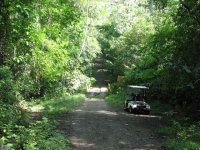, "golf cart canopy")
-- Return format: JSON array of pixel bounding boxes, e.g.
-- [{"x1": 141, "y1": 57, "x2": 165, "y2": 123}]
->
[
  {"x1": 128, "y1": 85, "x2": 149, "y2": 89},
  {"x1": 127, "y1": 85, "x2": 149, "y2": 95}
]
